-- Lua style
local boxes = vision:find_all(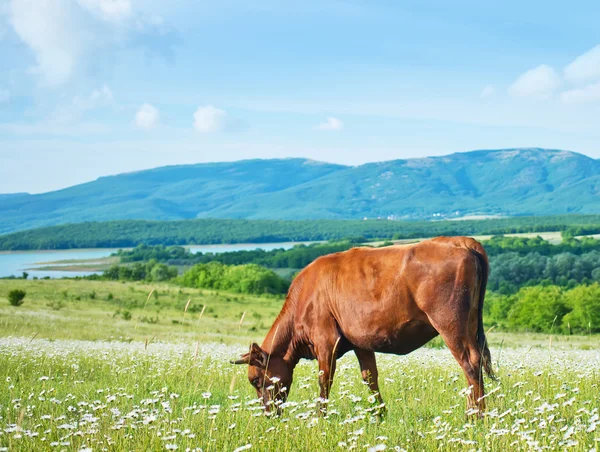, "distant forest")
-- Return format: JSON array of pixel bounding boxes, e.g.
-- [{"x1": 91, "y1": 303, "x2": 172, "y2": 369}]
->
[{"x1": 1, "y1": 214, "x2": 600, "y2": 250}]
